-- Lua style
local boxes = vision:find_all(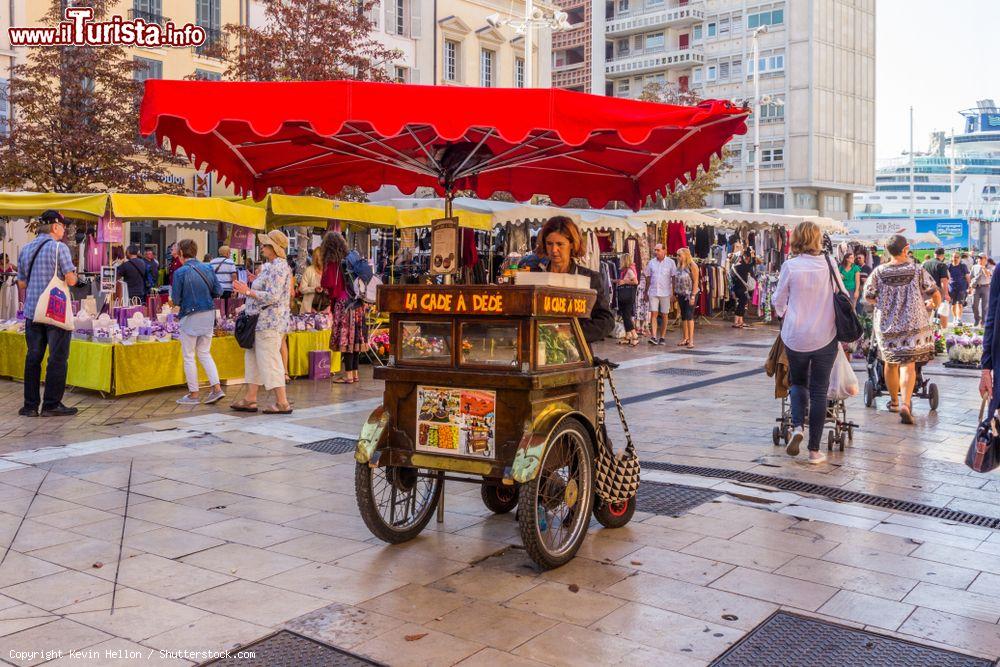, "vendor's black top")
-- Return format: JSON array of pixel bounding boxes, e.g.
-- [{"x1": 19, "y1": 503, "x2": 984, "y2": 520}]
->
[
  {"x1": 732, "y1": 260, "x2": 755, "y2": 292},
  {"x1": 521, "y1": 254, "x2": 615, "y2": 344},
  {"x1": 117, "y1": 257, "x2": 148, "y2": 300}
]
